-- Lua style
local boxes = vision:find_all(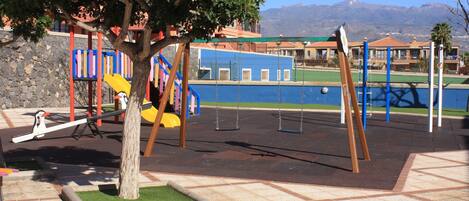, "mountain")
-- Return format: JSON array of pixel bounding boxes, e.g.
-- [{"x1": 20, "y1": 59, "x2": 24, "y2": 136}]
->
[{"x1": 260, "y1": 0, "x2": 468, "y2": 51}]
